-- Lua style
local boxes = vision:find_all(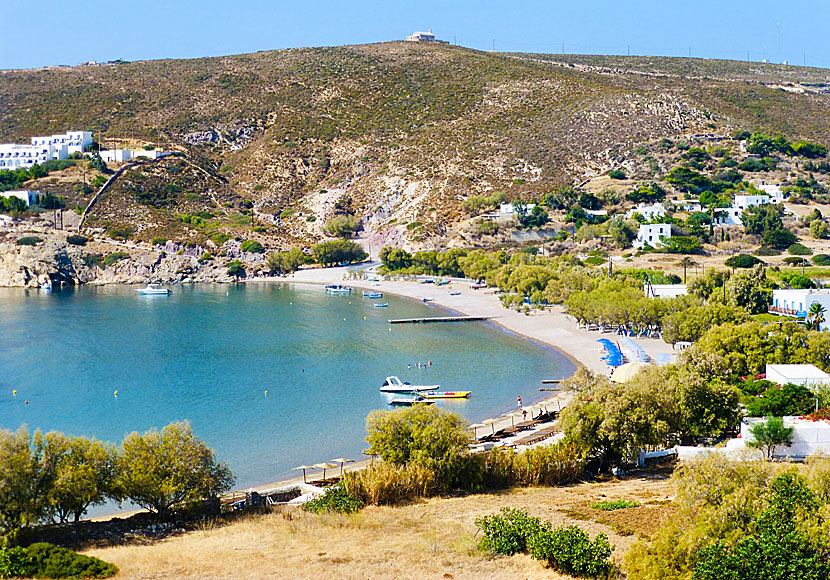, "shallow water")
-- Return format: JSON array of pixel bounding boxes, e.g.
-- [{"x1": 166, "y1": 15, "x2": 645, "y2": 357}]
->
[{"x1": 0, "y1": 283, "x2": 574, "y2": 492}]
